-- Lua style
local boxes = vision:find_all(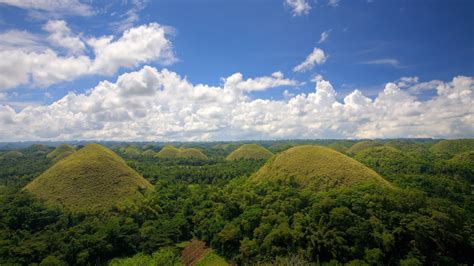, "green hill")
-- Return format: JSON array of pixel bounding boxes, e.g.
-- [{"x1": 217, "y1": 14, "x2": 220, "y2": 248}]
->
[
  {"x1": 354, "y1": 146, "x2": 424, "y2": 176},
  {"x1": 123, "y1": 146, "x2": 141, "y2": 157},
  {"x1": 250, "y1": 145, "x2": 392, "y2": 191},
  {"x1": 25, "y1": 144, "x2": 153, "y2": 211},
  {"x1": 156, "y1": 145, "x2": 208, "y2": 160},
  {"x1": 226, "y1": 144, "x2": 273, "y2": 160},
  {"x1": 1, "y1": 150, "x2": 23, "y2": 159},
  {"x1": 47, "y1": 144, "x2": 75, "y2": 162},
  {"x1": 268, "y1": 143, "x2": 294, "y2": 153},
  {"x1": 443, "y1": 151, "x2": 474, "y2": 183},
  {"x1": 176, "y1": 148, "x2": 208, "y2": 160},
  {"x1": 142, "y1": 149, "x2": 156, "y2": 157},
  {"x1": 155, "y1": 145, "x2": 180, "y2": 158},
  {"x1": 430, "y1": 139, "x2": 474, "y2": 158},
  {"x1": 346, "y1": 141, "x2": 382, "y2": 155}
]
